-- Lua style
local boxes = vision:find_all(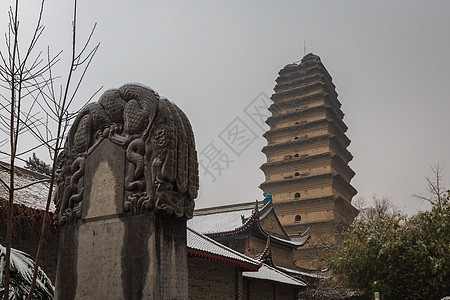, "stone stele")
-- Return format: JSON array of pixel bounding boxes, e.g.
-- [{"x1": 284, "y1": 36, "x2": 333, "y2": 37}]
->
[{"x1": 54, "y1": 84, "x2": 199, "y2": 300}]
